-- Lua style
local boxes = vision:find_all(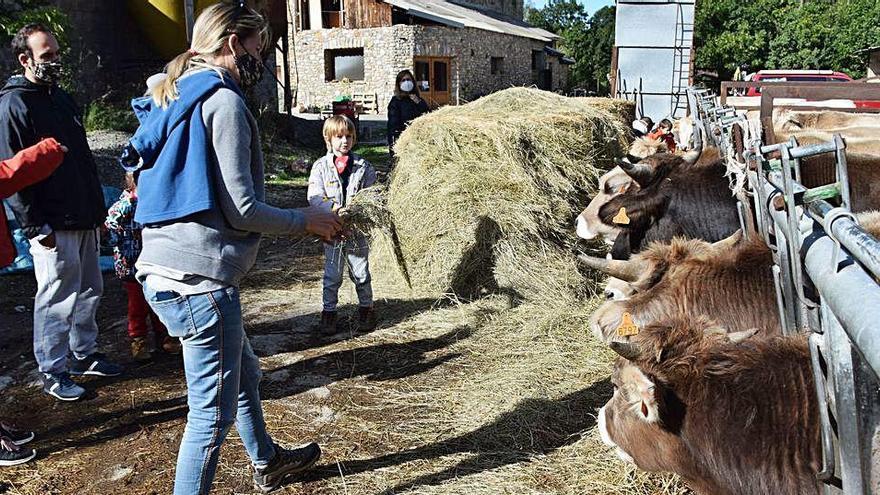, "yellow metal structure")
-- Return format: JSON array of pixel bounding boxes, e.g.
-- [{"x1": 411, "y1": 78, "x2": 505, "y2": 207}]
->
[{"x1": 126, "y1": 0, "x2": 220, "y2": 60}]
